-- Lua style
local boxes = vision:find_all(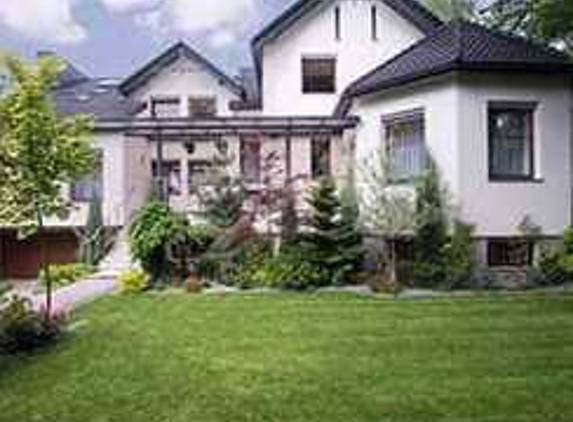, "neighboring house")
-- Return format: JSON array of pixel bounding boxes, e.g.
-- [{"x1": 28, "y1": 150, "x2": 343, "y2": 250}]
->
[{"x1": 1, "y1": 0, "x2": 572, "y2": 278}]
